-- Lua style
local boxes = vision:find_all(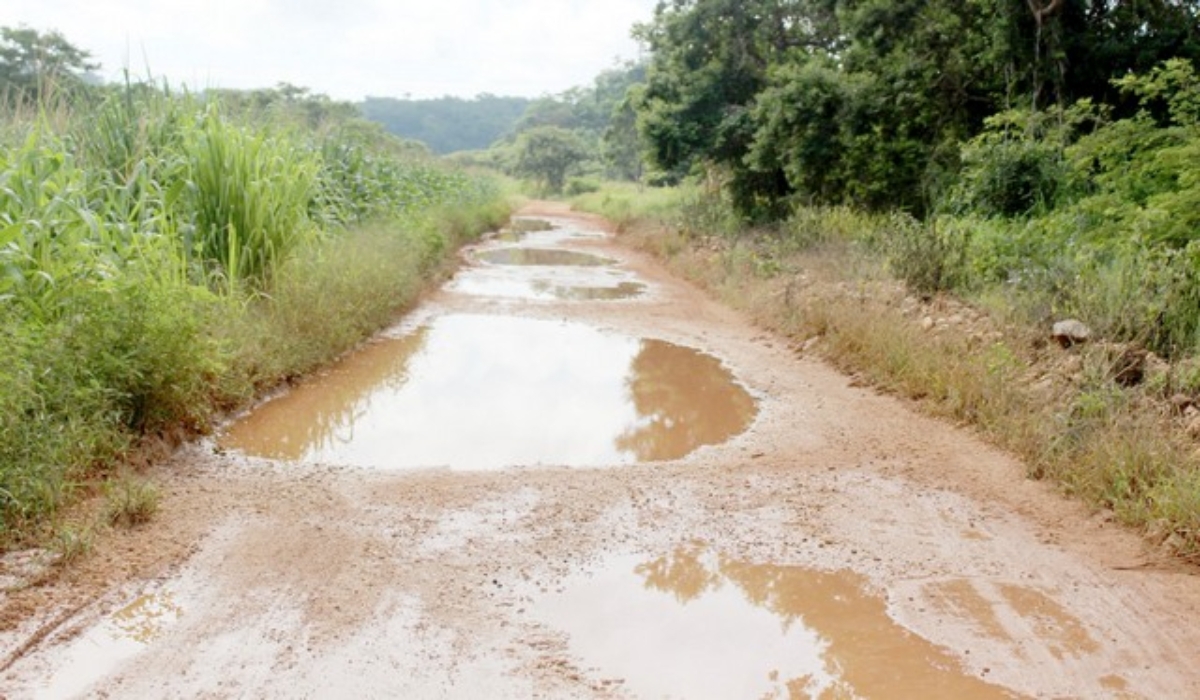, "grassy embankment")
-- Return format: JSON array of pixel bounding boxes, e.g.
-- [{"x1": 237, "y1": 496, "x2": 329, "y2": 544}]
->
[
  {"x1": 0, "y1": 85, "x2": 509, "y2": 552},
  {"x1": 575, "y1": 178, "x2": 1200, "y2": 562}
]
